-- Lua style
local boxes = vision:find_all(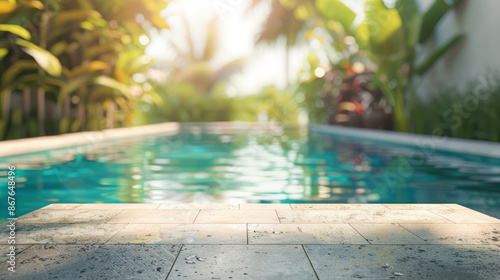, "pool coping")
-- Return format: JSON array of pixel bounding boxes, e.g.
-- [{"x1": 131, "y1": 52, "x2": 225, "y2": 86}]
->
[
  {"x1": 0, "y1": 122, "x2": 292, "y2": 157},
  {"x1": 312, "y1": 124, "x2": 500, "y2": 159},
  {"x1": 1, "y1": 122, "x2": 499, "y2": 159},
  {"x1": 0, "y1": 122, "x2": 180, "y2": 157}
]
